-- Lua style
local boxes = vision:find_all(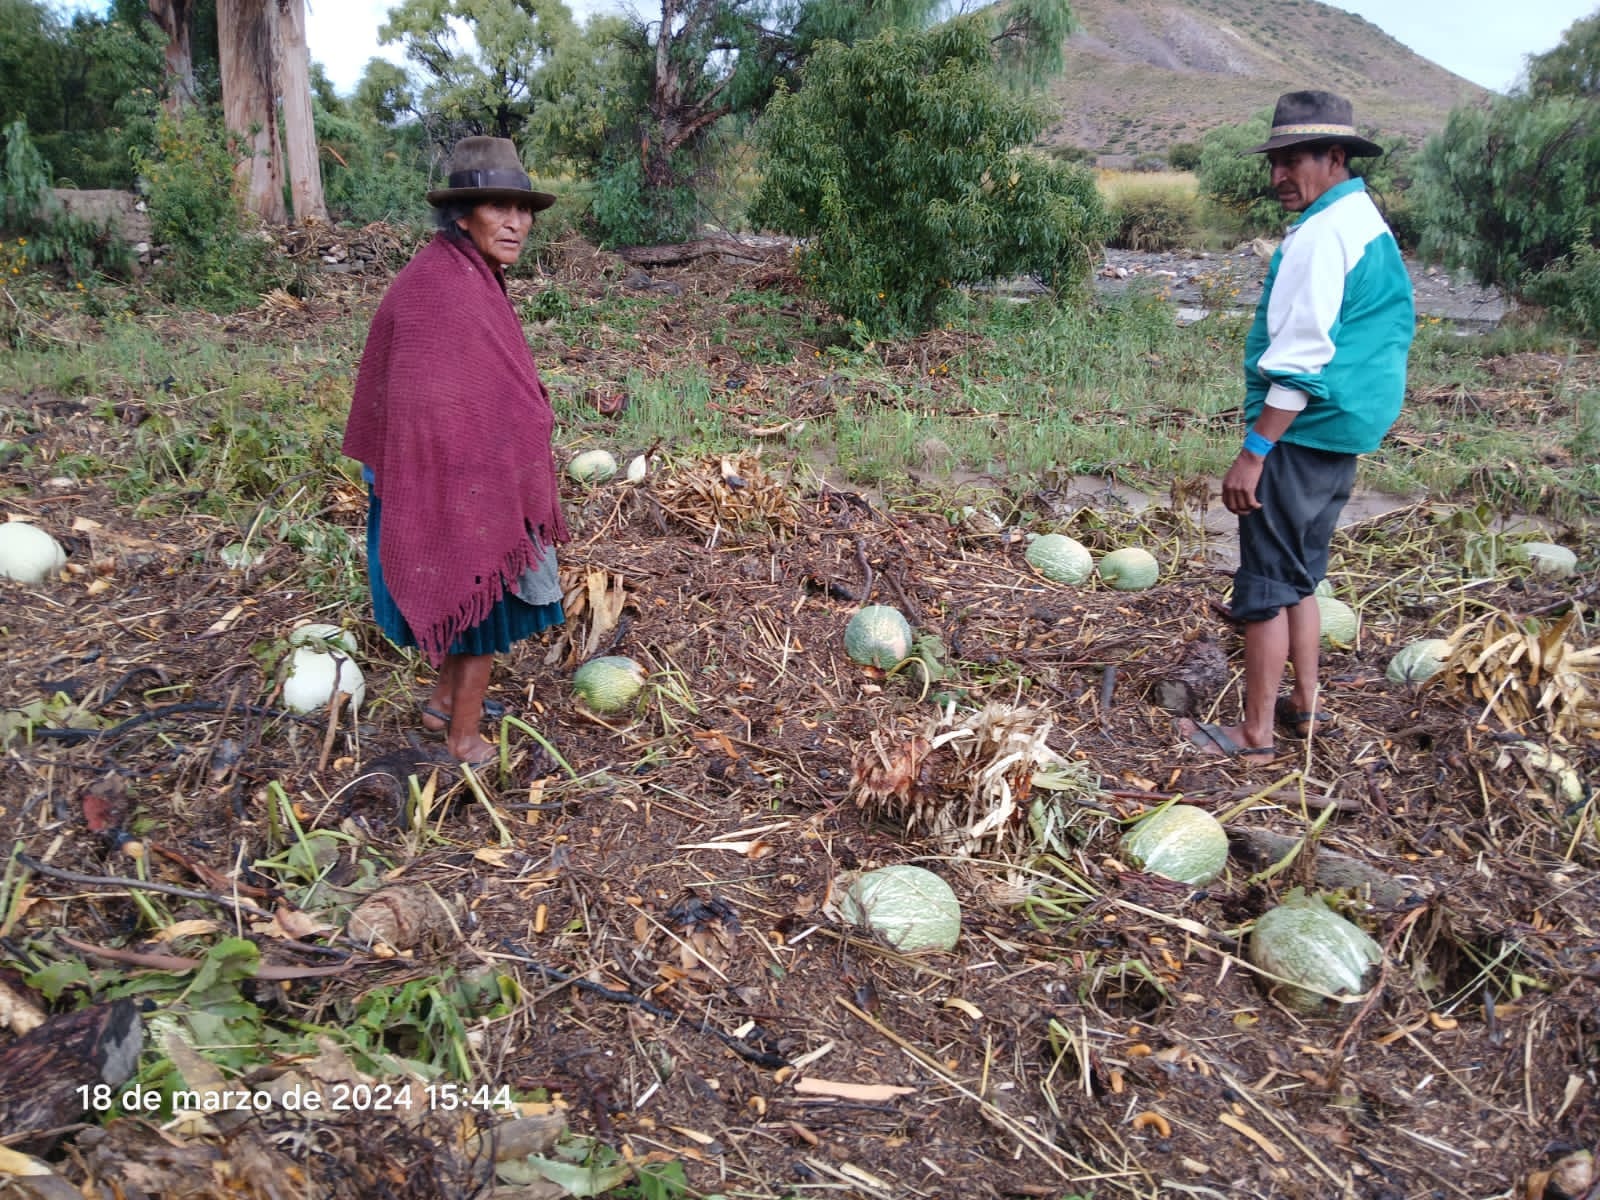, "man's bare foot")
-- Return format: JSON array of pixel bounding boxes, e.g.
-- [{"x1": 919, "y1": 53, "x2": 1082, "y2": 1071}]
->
[{"x1": 1178, "y1": 718, "x2": 1277, "y2": 762}]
